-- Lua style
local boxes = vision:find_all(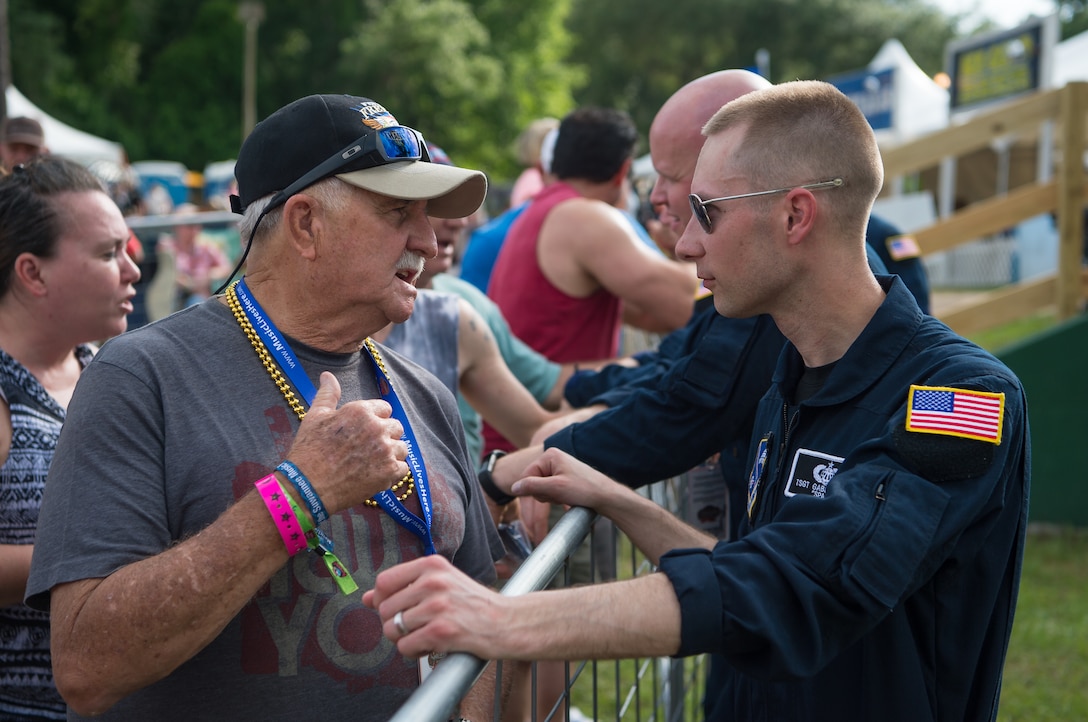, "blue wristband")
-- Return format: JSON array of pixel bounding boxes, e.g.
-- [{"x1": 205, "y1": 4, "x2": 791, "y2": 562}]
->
[{"x1": 277, "y1": 460, "x2": 329, "y2": 525}]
